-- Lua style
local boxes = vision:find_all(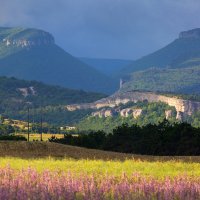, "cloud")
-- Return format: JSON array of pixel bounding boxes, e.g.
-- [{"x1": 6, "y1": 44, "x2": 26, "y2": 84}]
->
[{"x1": 0, "y1": 0, "x2": 200, "y2": 59}]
